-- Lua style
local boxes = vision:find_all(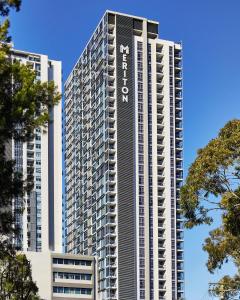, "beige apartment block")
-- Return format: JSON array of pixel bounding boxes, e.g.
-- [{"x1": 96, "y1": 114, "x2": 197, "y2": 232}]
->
[{"x1": 26, "y1": 252, "x2": 97, "y2": 300}]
